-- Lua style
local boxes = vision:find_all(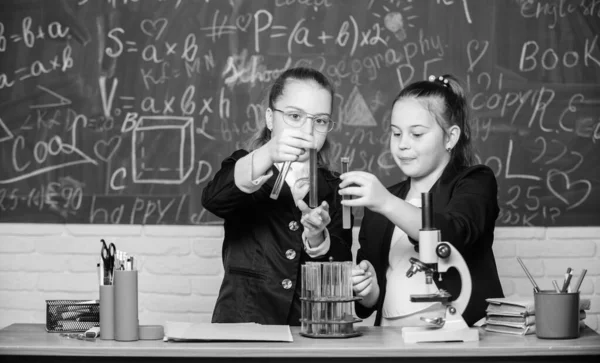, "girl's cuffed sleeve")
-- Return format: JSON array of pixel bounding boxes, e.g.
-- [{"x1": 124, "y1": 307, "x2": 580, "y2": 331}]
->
[
  {"x1": 234, "y1": 150, "x2": 274, "y2": 193},
  {"x1": 302, "y1": 228, "x2": 331, "y2": 258},
  {"x1": 202, "y1": 150, "x2": 272, "y2": 218}
]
